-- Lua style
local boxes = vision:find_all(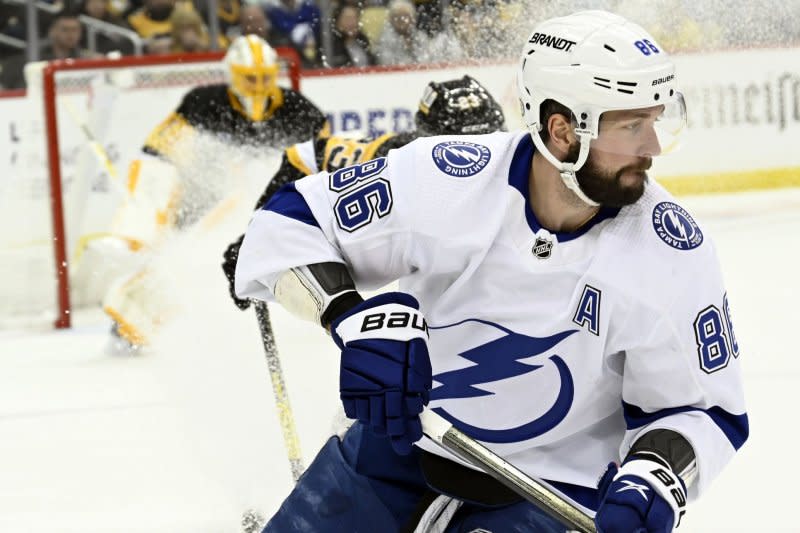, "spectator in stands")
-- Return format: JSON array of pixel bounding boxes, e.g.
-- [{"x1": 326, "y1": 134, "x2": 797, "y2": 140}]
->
[
  {"x1": 238, "y1": 4, "x2": 273, "y2": 43},
  {"x1": 79, "y1": 0, "x2": 135, "y2": 55},
  {"x1": 127, "y1": 0, "x2": 186, "y2": 40},
  {"x1": 264, "y1": 0, "x2": 320, "y2": 65},
  {"x1": 265, "y1": 0, "x2": 319, "y2": 42},
  {"x1": 413, "y1": 0, "x2": 440, "y2": 36},
  {"x1": 416, "y1": 1, "x2": 464, "y2": 63},
  {"x1": 450, "y1": 0, "x2": 503, "y2": 60},
  {"x1": 0, "y1": 2, "x2": 27, "y2": 42},
  {"x1": 215, "y1": 0, "x2": 241, "y2": 48},
  {"x1": 327, "y1": 3, "x2": 375, "y2": 68},
  {"x1": 374, "y1": 0, "x2": 423, "y2": 65},
  {"x1": 169, "y1": 5, "x2": 209, "y2": 53},
  {"x1": 1, "y1": 10, "x2": 96, "y2": 89}
]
